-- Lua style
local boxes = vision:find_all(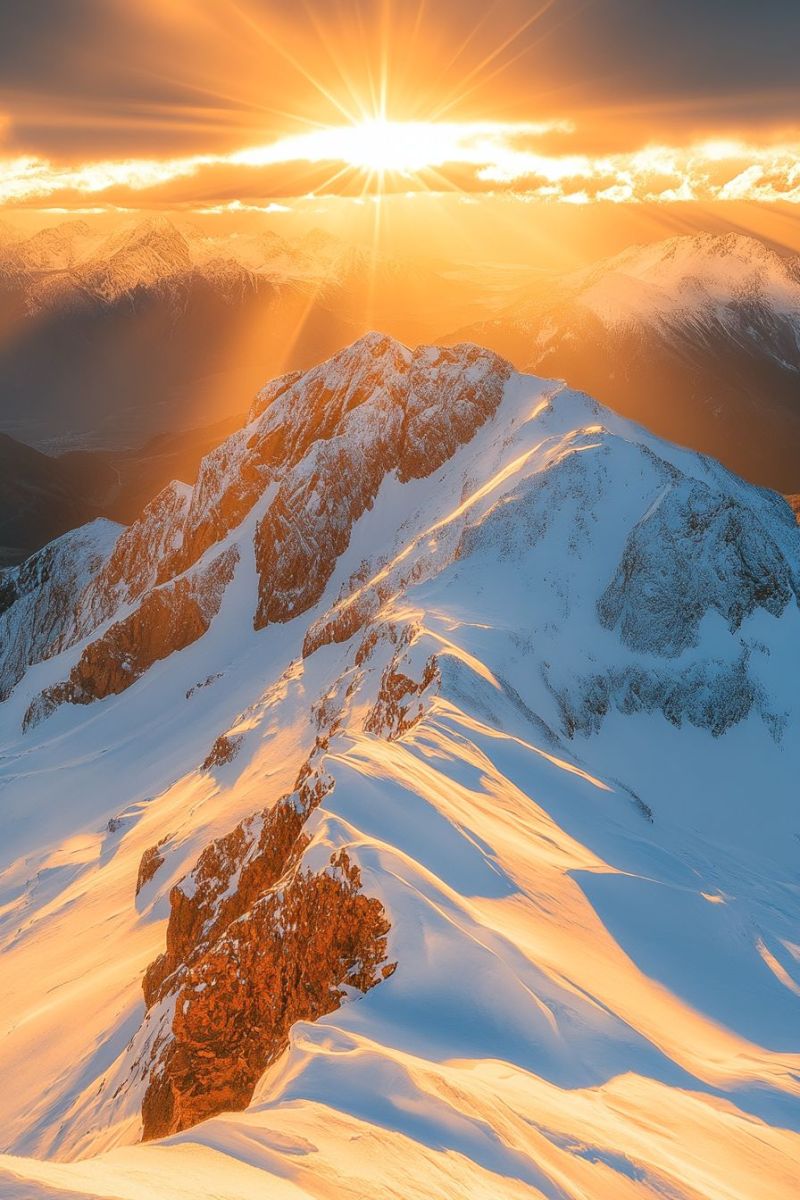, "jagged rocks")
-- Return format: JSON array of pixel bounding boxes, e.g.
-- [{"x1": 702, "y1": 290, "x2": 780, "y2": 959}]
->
[
  {"x1": 4, "y1": 335, "x2": 510, "y2": 723},
  {"x1": 247, "y1": 369, "x2": 303, "y2": 423},
  {"x1": 136, "y1": 840, "x2": 168, "y2": 896},
  {"x1": 79, "y1": 481, "x2": 192, "y2": 631},
  {"x1": 252, "y1": 337, "x2": 510, "y2": 630},
  {"x1": 363, "y1": 637, "x2": 440, "y2": 740},
  {"x1": 141, "y1": 849, "x2": 392, "y2": 1139},
  {"x1": 598, "y1": 480, "x2": 800, "y2": 656},
  {"x1": 253, "y1": 409, "x2": 403, "y2": 627},
  {"x1": 25, "y1": 547, "x2": 238, "y2": 726},
  {"x1": 398, "y1": 344, "x2": 511, "y2": 481},
  {"x1": 143, "y1": 748, "x2": 333, "y2": 1009},
  {"x1": 546, "y1": 652, "x2": 778, "y2": 741},
  {"x1": 156, "y1": 427, "x2": 268, "y2": 583},
  {"x1": 201, "y1": 733, "x2": 242, "y2": 771},
  {"x1": 137, "y1": 745, "x2": 394, "y2": 1139},
  {"x1": 0, "y1": 519, "x2": 121, "y2": 701}
]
